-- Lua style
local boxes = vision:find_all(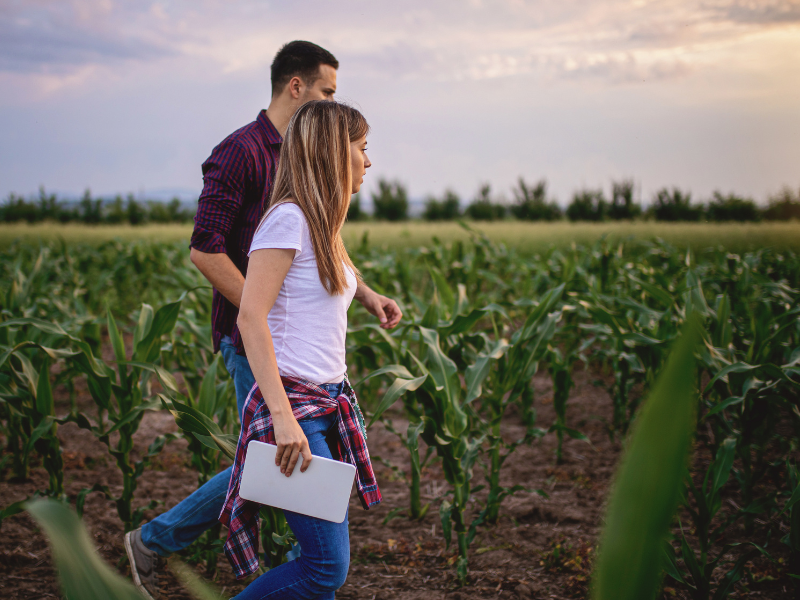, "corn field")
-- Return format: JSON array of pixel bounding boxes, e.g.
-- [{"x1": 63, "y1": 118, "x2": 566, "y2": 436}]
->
[{"x1": 1, "y1": 227, "x2": 799, "y2": 599}]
